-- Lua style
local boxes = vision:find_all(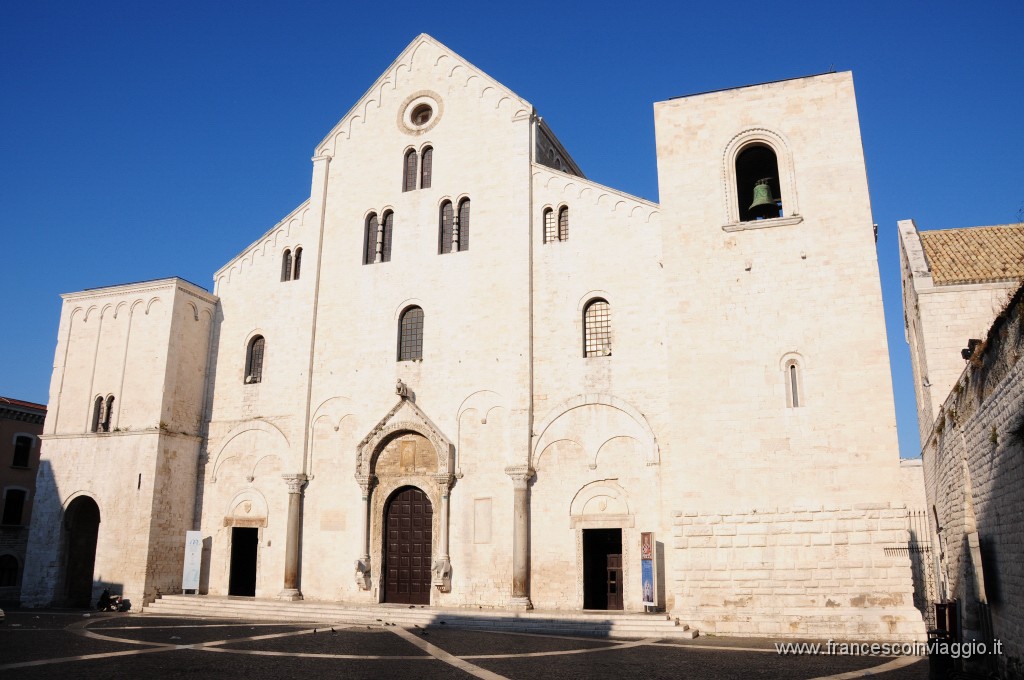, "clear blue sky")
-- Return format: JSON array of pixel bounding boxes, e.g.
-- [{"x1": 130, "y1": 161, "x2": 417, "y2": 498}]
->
[{"x1": 2, "y1": 1, "x2": 1022, "y2": 458}]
